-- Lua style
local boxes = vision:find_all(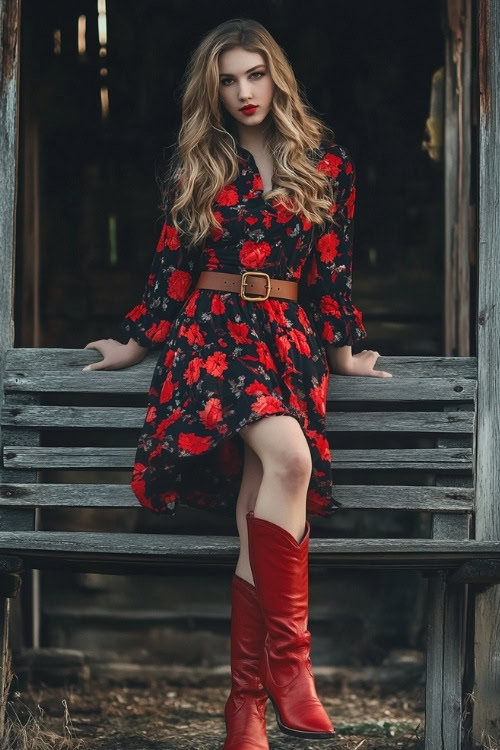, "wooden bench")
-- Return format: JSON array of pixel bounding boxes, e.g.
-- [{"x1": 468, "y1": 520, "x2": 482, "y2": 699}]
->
[{"x1": 1, "y1": 347, "x2": 500, "y2": 748}]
